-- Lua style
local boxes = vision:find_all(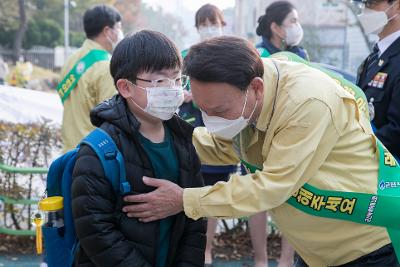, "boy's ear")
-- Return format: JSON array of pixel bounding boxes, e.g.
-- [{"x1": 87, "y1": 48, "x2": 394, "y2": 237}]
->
[{"x1": 116, "y1": 79, "x2": 131, "y2": 99}]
